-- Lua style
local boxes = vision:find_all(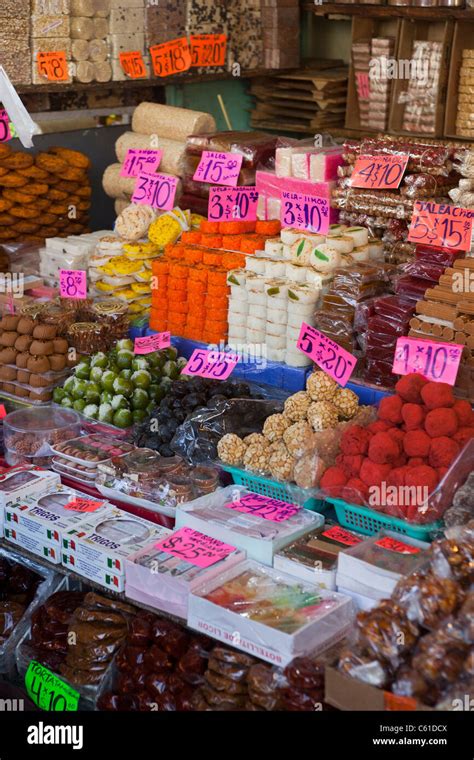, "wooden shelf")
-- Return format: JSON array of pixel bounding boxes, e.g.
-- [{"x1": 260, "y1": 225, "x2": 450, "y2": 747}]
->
[{"x1": 303, "y1": 2, "x2": 474, "y2": 19}]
